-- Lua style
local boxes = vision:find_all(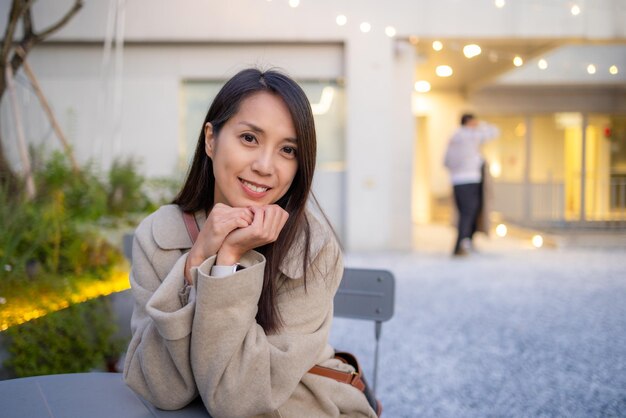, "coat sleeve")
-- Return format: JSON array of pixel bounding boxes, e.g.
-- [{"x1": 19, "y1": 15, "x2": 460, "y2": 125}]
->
[
  {"x1": 190, "y1": 237, "x2": 343, "y2": 418},
  {"x1": 122, "y1": 217, "x2": 198, "y2": 410}
]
